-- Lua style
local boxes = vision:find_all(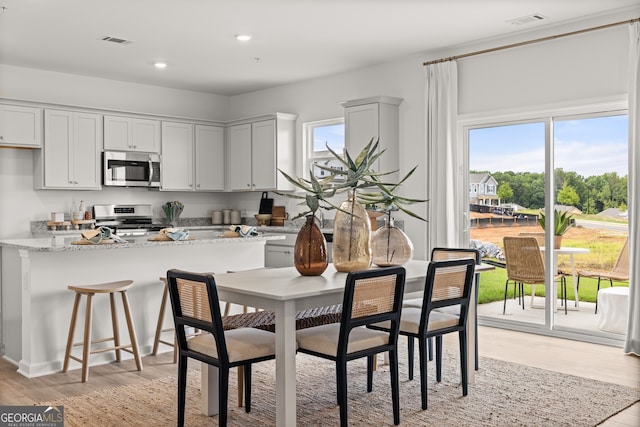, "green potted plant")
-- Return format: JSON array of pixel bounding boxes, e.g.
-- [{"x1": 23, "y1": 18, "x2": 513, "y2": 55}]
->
[{"x1": 539, "y1": 208, "x2": 573, "y2": 249}]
